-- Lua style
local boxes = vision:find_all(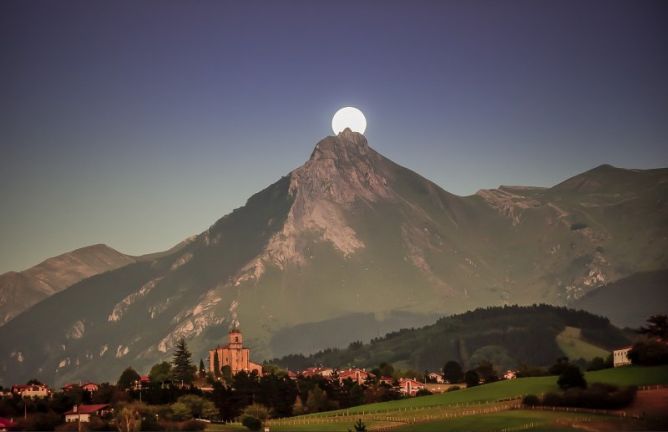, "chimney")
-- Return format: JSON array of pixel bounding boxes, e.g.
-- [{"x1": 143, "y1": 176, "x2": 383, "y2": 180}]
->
[{"x1": 73, "y1": 405, "x2": 78, "y2": 413}]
